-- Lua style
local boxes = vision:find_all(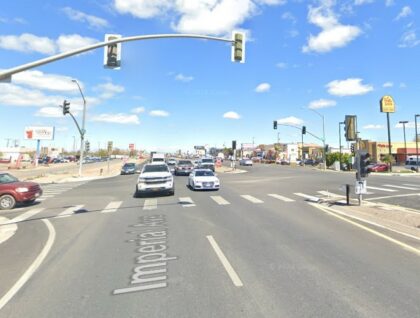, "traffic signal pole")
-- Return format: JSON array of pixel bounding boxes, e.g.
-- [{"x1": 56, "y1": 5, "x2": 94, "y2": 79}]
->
[{"x1": 72, "y1": 80, "x2": 87, "y2": 177}]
